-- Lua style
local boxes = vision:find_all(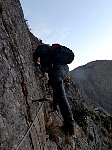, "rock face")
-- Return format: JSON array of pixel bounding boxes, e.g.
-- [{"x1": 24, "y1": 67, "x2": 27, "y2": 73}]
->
[
  {"x1": 70, "y1": 60, "x2": 112, "y2": 115},
  {"x1": 0, "y1": 0, "x2": 45, "y2": 149},
  {"x1": 0, "y1": 1, "x2": 112, "y2": 150}
]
